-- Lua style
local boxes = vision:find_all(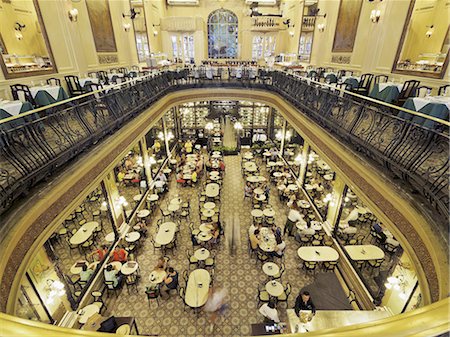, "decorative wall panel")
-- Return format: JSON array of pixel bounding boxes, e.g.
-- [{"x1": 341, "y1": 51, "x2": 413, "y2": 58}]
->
[
  {"x1": 86, "y1": 0, "x2": 117, "y2": 52},
  {"x1": 332, "y1": 0, "x2": 362, "y2": 52}
]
